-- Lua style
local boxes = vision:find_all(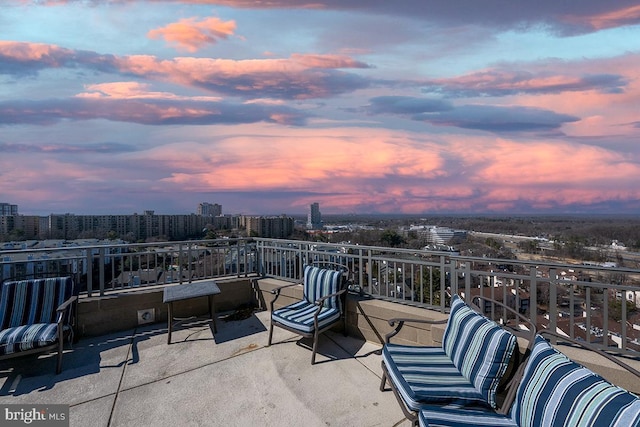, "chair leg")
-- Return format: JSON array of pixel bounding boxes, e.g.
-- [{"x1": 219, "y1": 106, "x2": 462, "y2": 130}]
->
[
  {"x1": 267, "y1": 318, "x2": 274, "y2": 346},
  {"x1": 342, "y1": 311, "x2": 348, "y2": 337},
  {"x1": 311, "y1": 330, "x2": 319, "y2": 365},
  {"x1": 56, "y1": 340, "x2": 64, "y2": 375},
  {"x1": 379, "y1": 369, "x2": 388, "y2": 391}
]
